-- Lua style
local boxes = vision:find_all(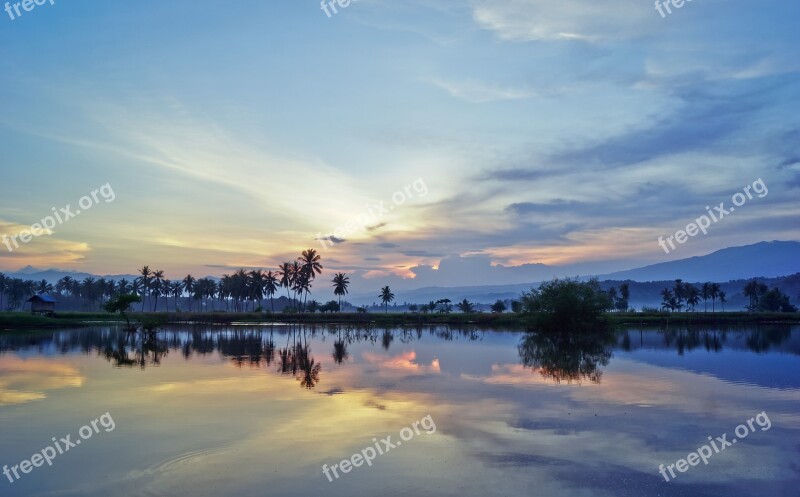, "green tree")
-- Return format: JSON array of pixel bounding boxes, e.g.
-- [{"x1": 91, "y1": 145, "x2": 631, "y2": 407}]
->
[
  {"x1": 491, "y1": 300, "x2": 506, "y2": 313},
  {"x1": 457, "y1": 299, "x2": 475, "y2": 313},
  {"x1": 521, "y1": 278, "x2": 612, "y2": 330},
  {"x1": 103, "y1": 294, "x2": 142, "y2": 329}
]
